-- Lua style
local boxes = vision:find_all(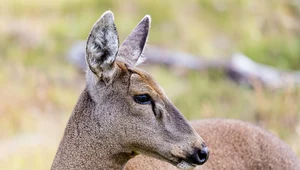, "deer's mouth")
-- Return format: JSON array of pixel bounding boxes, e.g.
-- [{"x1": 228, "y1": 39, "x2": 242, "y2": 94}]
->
[
  {"x1": 134, "y1": 146, "x2": 206, "y2": 169},
  {"x1": 154, "y1": 153, "x2": 198, "y2": 170},
  {"x1": 137, "y1": 150, "x2": 193, "y2": 169},
  {"x1": 175, "y1": 159, "x2": 197, "y2": 170},
  {"x1": 168, "y1": 145, "x2": 209, "y2": 169}
]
